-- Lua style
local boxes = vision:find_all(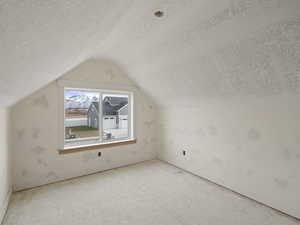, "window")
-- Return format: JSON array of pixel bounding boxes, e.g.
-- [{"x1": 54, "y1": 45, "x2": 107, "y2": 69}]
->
[{"x1": 63, "y1": 88, "x2": 134, "y2": 149}]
